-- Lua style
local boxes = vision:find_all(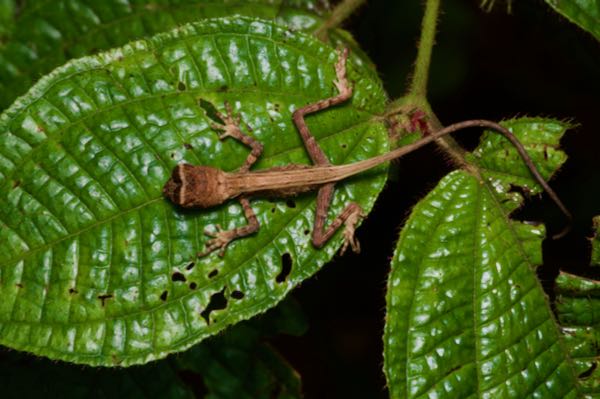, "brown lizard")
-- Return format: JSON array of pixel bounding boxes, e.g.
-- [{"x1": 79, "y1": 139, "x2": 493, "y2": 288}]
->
[{"x1": 163, "y1": 48, "x2": 571, "y2": 257}]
